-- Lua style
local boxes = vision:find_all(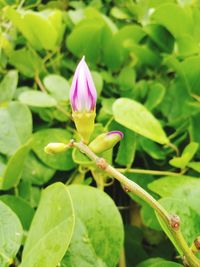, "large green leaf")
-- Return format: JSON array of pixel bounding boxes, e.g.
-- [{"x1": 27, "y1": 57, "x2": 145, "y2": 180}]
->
[
  {"x1": 32, "y1": 128, "x2": 76, "y2": 171},
  {"x1": 43, "y1": 74, "x2": 70, "y2": 101},
  {"x1": 0, "y1": 195, "x2": 34, "y2": 230},
  {"x1": 159, "y1": 197, "x2": 200, "y2": 245},
  {"x1": 0, "y1": 71, "x2": 18, "y2": 103},
  {"x1": 113, "y1": 98, "x2": 169, "y2": 144},
  {"x1": 148, "y1": 175, "x2": 200, "y2": 198},
  {"x1": 0, "y1": 201, "x2": 23, "y2": 267},
  {"x1": 61, "y1": 185, "x2": 124, "y2": 267},
  {"x1": 20, "y1": 183, "x2": 75, "y2": 267},
  {"x1": 0, "y1": 102, "x2": 32, "y2": 156}
]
